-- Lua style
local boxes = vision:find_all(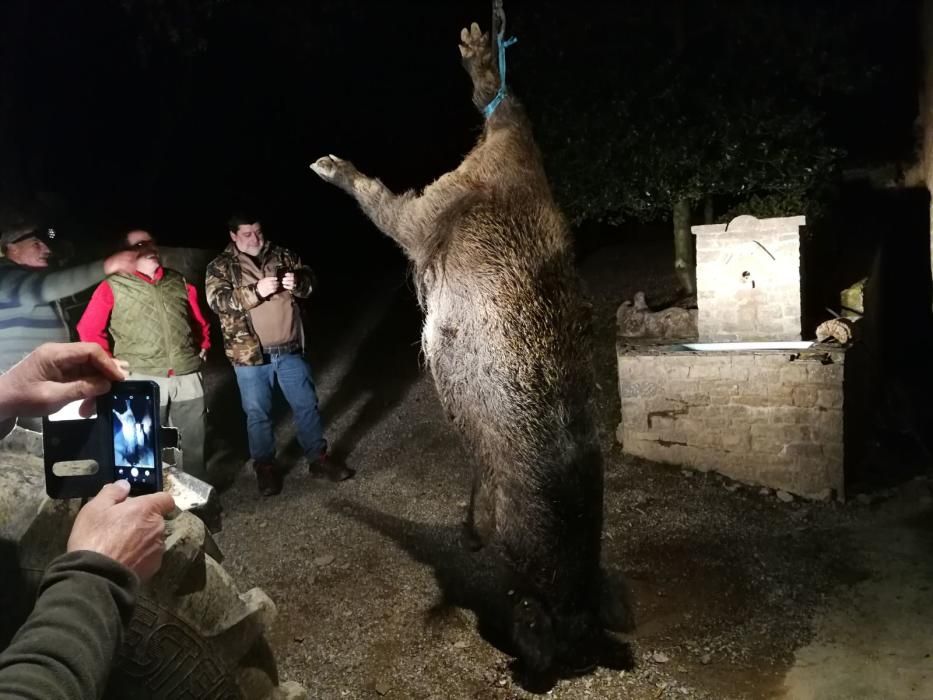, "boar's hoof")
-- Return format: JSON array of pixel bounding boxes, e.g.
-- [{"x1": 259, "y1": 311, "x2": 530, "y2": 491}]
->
[
  {"x1": 310, "y1": 154, "x2": 351, "y2": 183},
  {"x1": 459, "y1": 521, "x2": 485, "y2": 552},
  {"x1": 458, "y1": 22, "x2": 490, "y2": 62},
  {"x1": 511, "y1": 596, "x2": 556, "y2": 673}
]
